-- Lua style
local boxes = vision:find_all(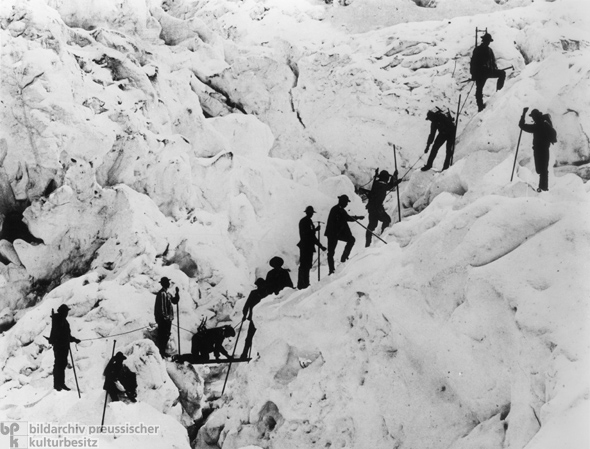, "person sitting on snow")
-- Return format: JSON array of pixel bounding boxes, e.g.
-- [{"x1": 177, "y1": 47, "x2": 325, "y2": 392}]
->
[
  {"x1": 265, "y1": 257, "x2": 294, "y2": 295},
  {"x1": 103, "y1": 352, "x2": 137, "y2": 402}
]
